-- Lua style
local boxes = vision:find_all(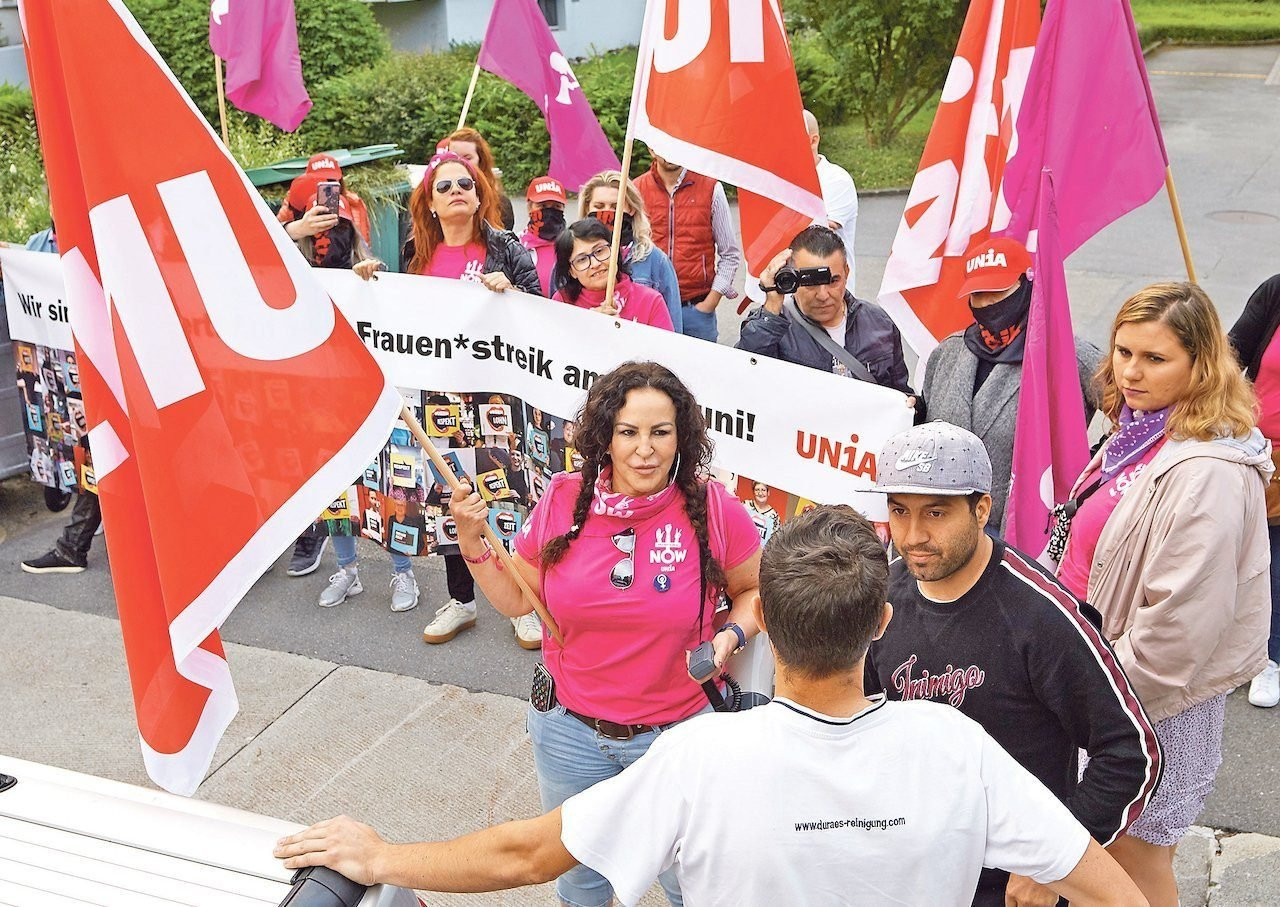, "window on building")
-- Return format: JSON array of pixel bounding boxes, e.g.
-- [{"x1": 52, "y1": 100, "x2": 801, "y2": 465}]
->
[{"x1": 537, "y1": 0, "x2": 563, "y2": 29}]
